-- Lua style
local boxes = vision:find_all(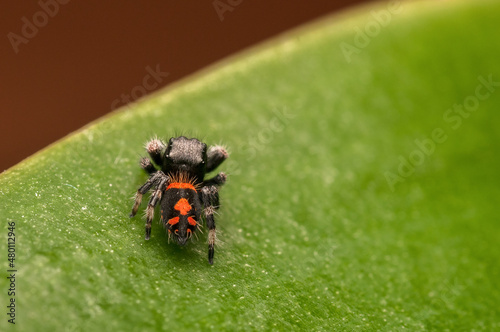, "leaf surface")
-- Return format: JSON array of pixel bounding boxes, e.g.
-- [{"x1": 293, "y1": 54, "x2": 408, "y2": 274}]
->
[{"x1": 1, "y1": 1, "x2": 500, "y2": 330}]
